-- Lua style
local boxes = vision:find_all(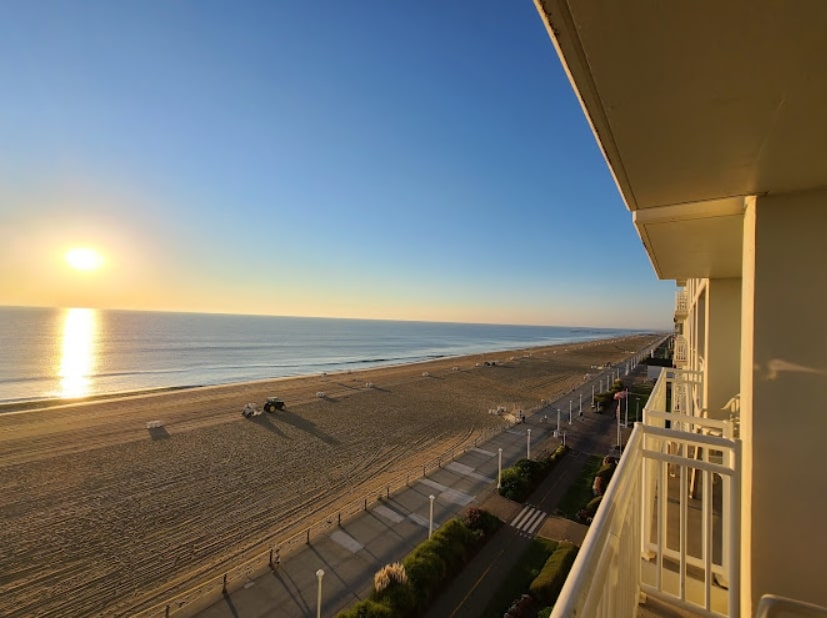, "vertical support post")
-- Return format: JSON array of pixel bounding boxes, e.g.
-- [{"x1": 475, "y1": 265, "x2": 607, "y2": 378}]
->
[
  {"x1": 316, "y1": 569, "x2": 325, "y2": 618},
  {"x1": 625, "y1": 390, "x2": 629, "y2": 427},
  {"x1": 306, "y1": 529, "x2": 310, "y2": 545},
  {"x1": 569, "y1": 400, "x2": 572, "y2": 424},
  {"x1": 222, "y1": 573, "x2": 227, "y2": 593},
  {"x1": 579, "y1": 392, "x2": 582, "y2": 416},
  {"x1": 556, "y1": 409, "x2": 561, "y2": 435},
  {"x1": 428, "y1": 495, "x2": 436, "y2": 539},
  {"x1": 527, "y1": 428, "x2": 531, "y2": 459},
  {"x1": 497, "y1": 448, "x2": 503, "y2": 489}
]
